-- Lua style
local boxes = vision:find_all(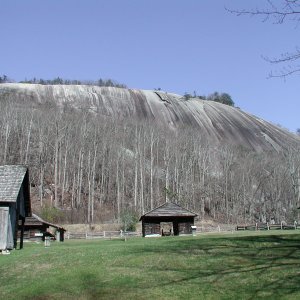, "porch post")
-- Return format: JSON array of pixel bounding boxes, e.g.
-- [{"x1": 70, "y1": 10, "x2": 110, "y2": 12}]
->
[{"x1": 19, "y1": 216, "x2": 25, "y2": 249}]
